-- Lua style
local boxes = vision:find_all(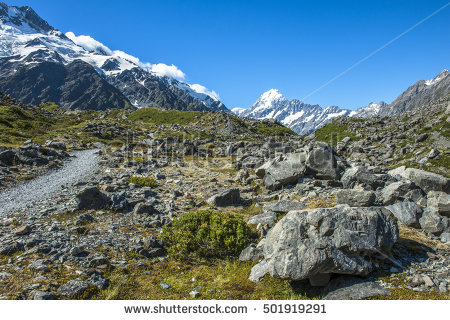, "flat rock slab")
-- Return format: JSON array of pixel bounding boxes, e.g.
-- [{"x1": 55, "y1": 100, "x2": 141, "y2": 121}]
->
[
  {"x1": 264, "y1": 200, "x2": 306, "y2": 213},
  {"x1": 323, "y1": 276, "x2": 390, "y2": 300}
]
